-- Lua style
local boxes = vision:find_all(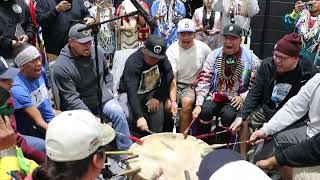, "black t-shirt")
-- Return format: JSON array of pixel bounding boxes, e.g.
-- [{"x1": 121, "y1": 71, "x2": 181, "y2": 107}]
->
[{"x1": 119, "y1": 48, "x2": 173, "y2": 121}]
